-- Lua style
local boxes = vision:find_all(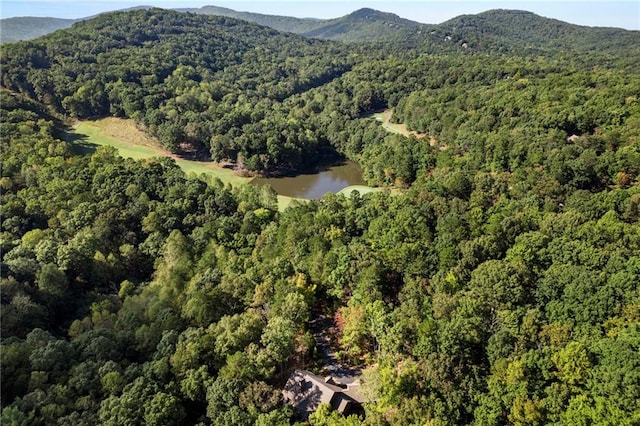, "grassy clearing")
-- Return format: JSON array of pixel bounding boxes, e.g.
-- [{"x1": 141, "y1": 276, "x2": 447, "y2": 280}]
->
[
  {"x1": 71, "y1": 121, "x2": 163, "y2": 159},
  {"x1": 336, "y1": 185, "x2": 381, "y2": 197},
  {"x1": 69, "y1": 118, "x2": 250, "y2": 187},
  {"x1": 276, "y1": 195, "x2": 300, "y2": 210}
]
